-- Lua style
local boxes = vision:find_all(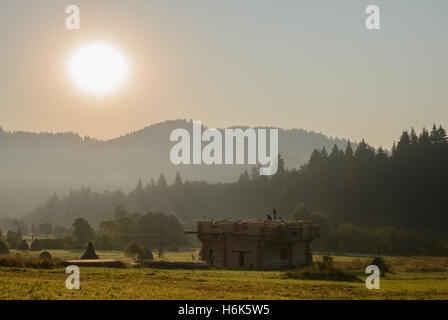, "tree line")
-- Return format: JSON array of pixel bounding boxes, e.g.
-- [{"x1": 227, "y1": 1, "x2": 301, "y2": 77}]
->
[
  {"x1": 23, "y1": 125, "x2": 448, "y2": 255},
  {"x1": 1, "y1": 209, "x2": 187, "y2": 252}
]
